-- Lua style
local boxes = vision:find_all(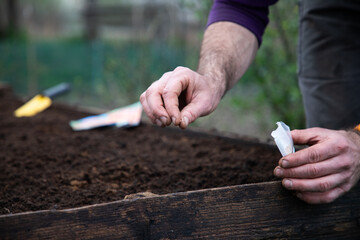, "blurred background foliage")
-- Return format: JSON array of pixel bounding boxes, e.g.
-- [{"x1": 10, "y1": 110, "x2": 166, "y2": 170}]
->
[{"x1": 0, "y1": 0, "x2": 303, "y2": 140}]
